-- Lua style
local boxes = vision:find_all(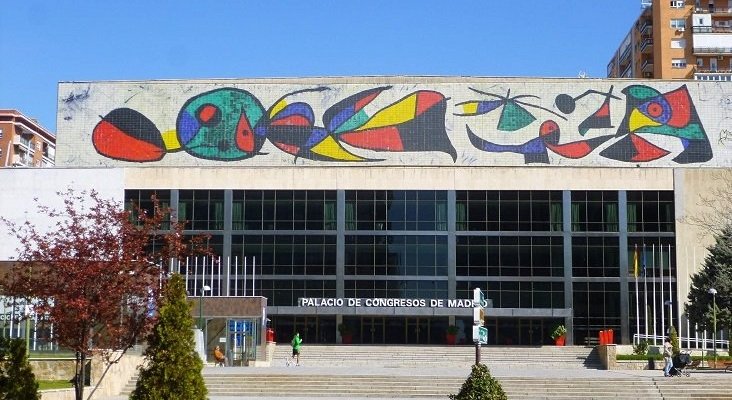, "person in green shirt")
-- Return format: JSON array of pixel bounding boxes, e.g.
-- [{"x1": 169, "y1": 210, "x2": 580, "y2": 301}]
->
[{"x1": 288, "y1": 332, "x2": 302, "y2": 366}]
